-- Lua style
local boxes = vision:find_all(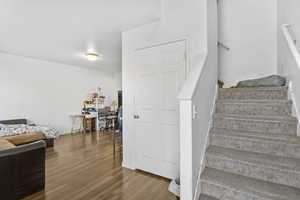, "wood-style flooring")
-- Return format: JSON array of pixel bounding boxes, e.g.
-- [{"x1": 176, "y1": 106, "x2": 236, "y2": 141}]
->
[{"x1": 25, "y1": 132, "x2": 176, "y2": 200}]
